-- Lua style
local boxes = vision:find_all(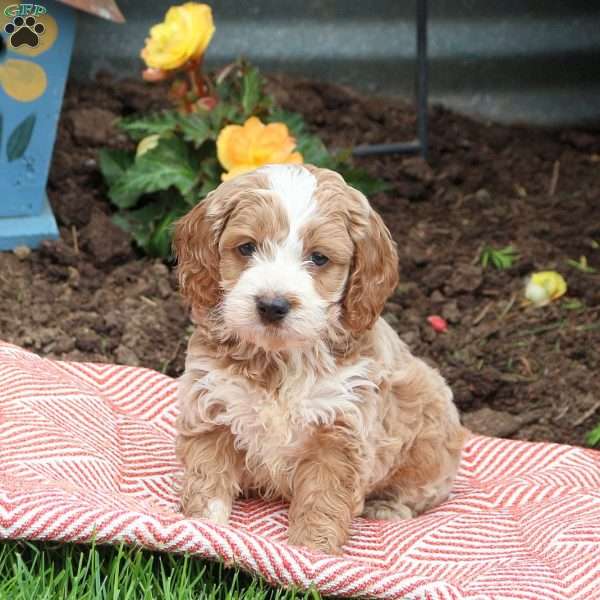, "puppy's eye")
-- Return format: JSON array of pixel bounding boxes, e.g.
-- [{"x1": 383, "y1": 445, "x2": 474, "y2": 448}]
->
[
  {"x1": 238, "y1": 242, "x2": 256, "y2": 257},
  {"x1": 309, "y1": 252, "x2": 329, "y2": 266}
]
